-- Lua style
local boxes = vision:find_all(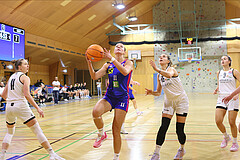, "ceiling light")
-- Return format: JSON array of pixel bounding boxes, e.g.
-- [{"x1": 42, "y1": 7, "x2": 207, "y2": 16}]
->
[
  {"x1": 88, "y1": 14, "x2": 96, "y2": 21},
  {"x1": 40, "y1": 58, "x2": 50, "y2": 63},
  {"x1": 65, "y1": 61, "x2": 71, "y2": 65},
  {"x1": 61, "y1": 0, "x2": 71, "y2": 7},
  {"x1": 105, "y1": 24, "x2": 112, "y2": 30},
  {"x1": 112, "y1": 0, "x2": 125, "y2": 10},
  {"x1": 63, "y1": 69, "x2": 67, "y2": 73},
  {"x1": 127, "y1": 16, "x2": 138, "y2": 21}
]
